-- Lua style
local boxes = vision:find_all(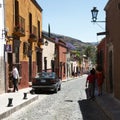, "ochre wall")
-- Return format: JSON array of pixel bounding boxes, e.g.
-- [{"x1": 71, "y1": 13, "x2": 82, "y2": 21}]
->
[{"x1": 5, "y1": 0, "x2": 42, "y2": 90}]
